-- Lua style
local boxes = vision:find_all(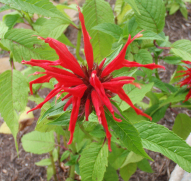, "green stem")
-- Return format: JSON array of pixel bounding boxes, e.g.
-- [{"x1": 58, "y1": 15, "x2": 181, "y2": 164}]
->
[
  {"x1": 69, "y1": 165, "x2": 75, "y2": 181},
  {"x1": 76, "y1": 25, "x2": 84, "y2": 62},
  {"x1": 57, "y1": 134, "x2": 61, "y2": 166},
  {"x1": 22, "y1": 11, "x2": 34, "y2": 30},
  {"x1": 154, "y1": 56, "x2": 160, "y2": 79},
  {"x1": 49, "y1": 151, "x2": 58, "y2": 181},
  {"x1": 9, "y1": 52, "x2": 15, "y2": 70}
]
